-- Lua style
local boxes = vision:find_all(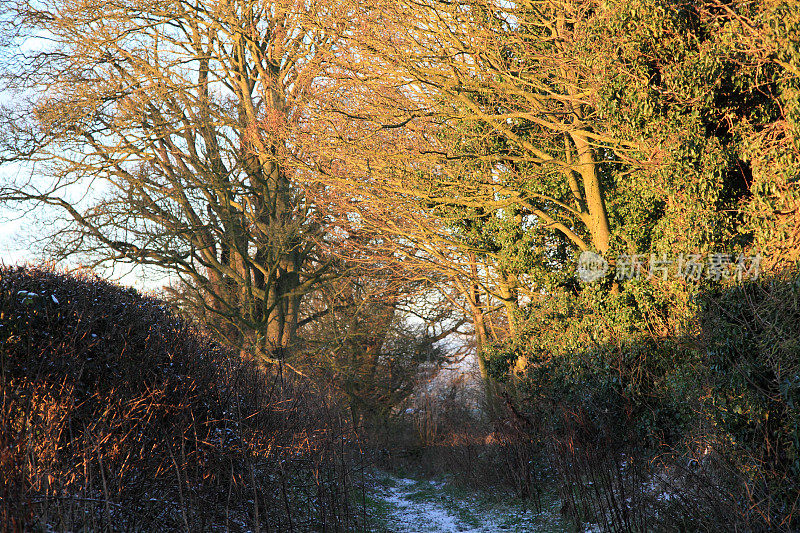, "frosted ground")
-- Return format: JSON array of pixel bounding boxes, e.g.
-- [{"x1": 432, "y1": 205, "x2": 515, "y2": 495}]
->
[{"x1": 367, "y1": 473, "x2": 572, "y2": 533}]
